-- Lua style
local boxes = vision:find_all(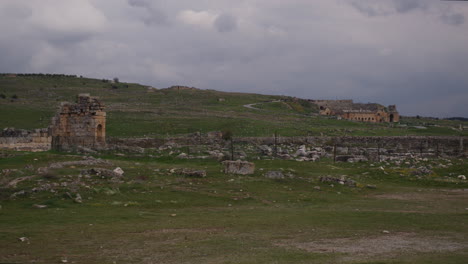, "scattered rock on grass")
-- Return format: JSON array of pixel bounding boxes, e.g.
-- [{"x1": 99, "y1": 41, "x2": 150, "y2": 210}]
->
[
  {"x1": 319, "y1": 176, "x2": 356, "y2": 187},
  {"x1": 207, "y1": 150, "x2": 224, "y2": 160},
  {"x1": 74, "y1": 193, "x2": 82, "y2": 203},
  {"x1": 412, "y1": 166, "x2": 433, "y2": 176},
  {"x1": 223, "y1": 160, "x2": 255, "y2": 175},
  {"x1": 6, "y1": 176, "x2": 36, "y2": 188},
  {"x1": 49, "y1": 157, "x2": 112, "y2": 169},
  {"x1": 177, "y1": 153, "x2": 188, "y2": 159},
  {"x1": 265, "y1": 171, "x2": 285, "y2": 179},
  {"x1": 259, "y1": 145, "x2": 273, "y2": 156},
  {"x1": 81, "y1": 168, "x2": 123, "y2": 179},
  {"x1": 113, "y1": 167, "x2": 124, "y2": 176},
  {"x1": 181, "y1": 169, "x2": 207, "y2": 178},
  {"x1": 10, "y1": 190, "x2": 26, "y2": 198},
  {"x1": 18, "y1": 237, "x2": 29, "y2": 243}
]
